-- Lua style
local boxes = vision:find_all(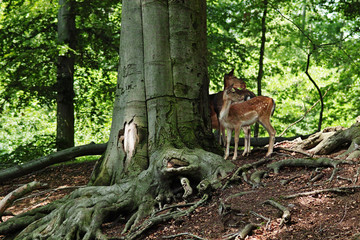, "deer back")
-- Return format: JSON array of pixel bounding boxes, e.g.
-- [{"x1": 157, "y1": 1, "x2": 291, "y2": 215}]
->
[{"x1": 226, "y1": 96, "x2": 275, "y2": 128}]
